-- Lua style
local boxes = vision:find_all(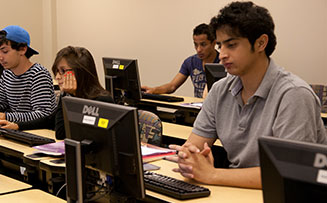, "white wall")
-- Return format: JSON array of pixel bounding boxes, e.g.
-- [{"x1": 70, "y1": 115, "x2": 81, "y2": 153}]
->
[
  {"x1": 0, "y1": 0, "x2": 45, "y2": 66},
  {"x1": 268, "y1": 0, "x2": 327, "y2": 85},
  {"x1": 55, "y1": 0, "x2": 224, "y2": 96},
  {"x1": 55, "y1": 0, "x2": 327, "y2": 97},
  {"x1": 2, "y1": 0, "x2": 327, "y2": 97}
]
